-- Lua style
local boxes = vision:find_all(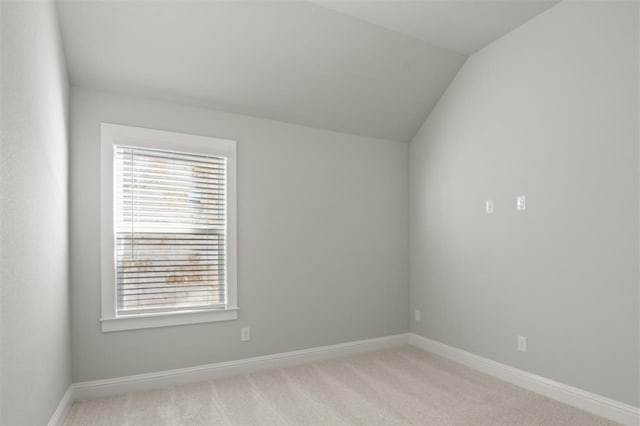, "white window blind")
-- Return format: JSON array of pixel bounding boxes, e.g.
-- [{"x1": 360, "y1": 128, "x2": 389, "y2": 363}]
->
[{"x1": 114, "y1": 145, "x2": 227, "y2": 315}]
